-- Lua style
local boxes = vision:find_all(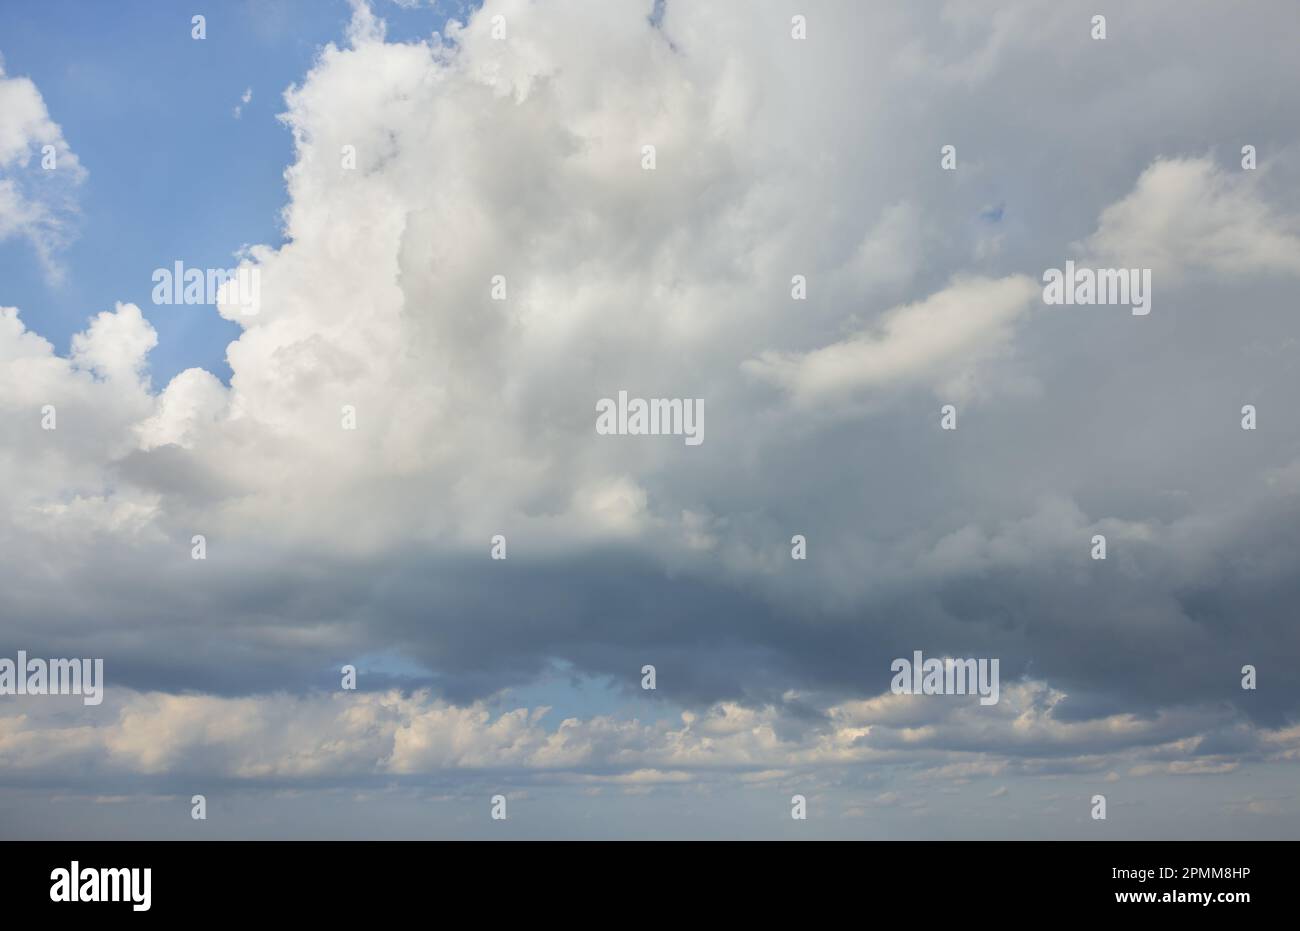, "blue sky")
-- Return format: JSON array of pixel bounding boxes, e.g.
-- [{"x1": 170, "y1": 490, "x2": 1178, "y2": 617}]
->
[{"x1": 0, "y1": 0, "x2": 470, "y2": 385}]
